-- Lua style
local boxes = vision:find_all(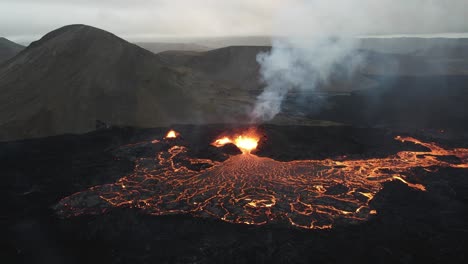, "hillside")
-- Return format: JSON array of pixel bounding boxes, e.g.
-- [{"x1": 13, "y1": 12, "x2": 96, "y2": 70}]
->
[{"x1": 0, "y1": 25, "x2": 211, "y2": 141}]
